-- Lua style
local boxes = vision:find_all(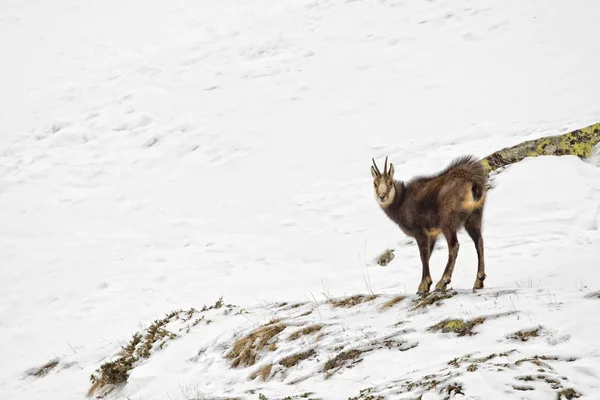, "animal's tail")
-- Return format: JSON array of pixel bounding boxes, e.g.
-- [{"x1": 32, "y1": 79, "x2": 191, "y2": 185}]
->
[
  {"x1": 472, "y1": 181, "x2": 484, "y2": 202},
  {"x1": 448, "y1": 155, "x2": 488, "y2": 210}
]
